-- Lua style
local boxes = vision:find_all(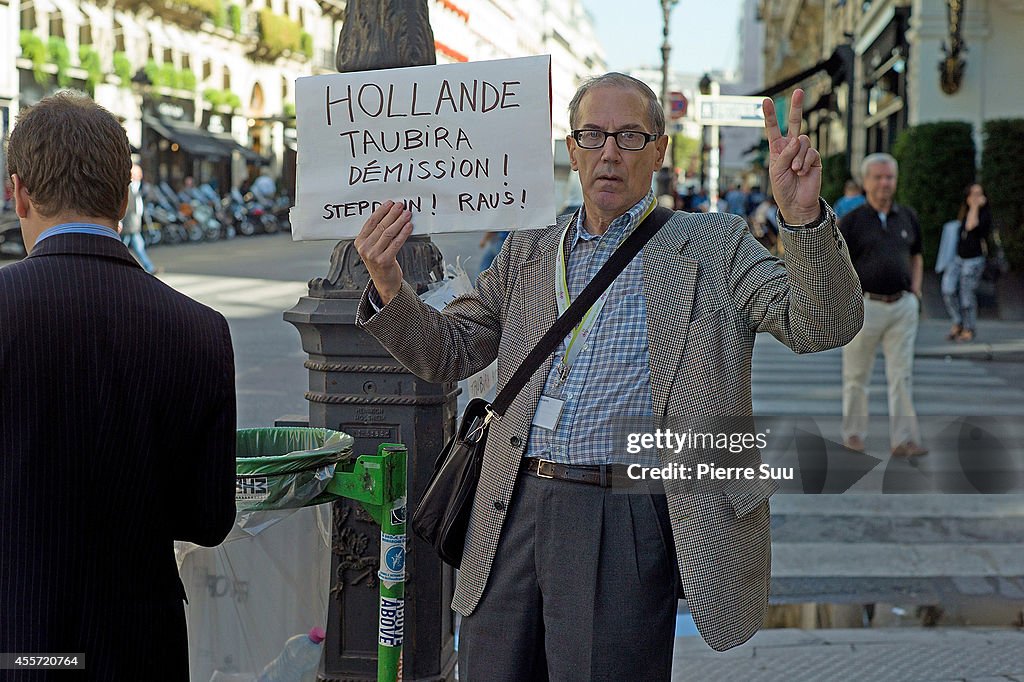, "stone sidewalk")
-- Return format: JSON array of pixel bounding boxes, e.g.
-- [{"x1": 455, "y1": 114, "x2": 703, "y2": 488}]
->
[{"x1": 673, "y1": 627, "x2": 1024, "y2": 682}]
